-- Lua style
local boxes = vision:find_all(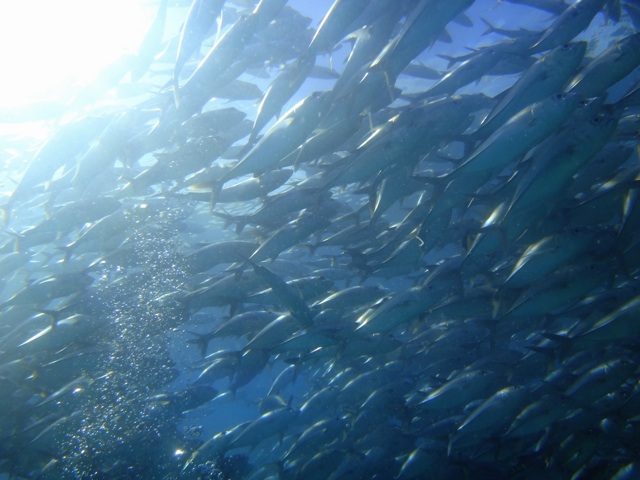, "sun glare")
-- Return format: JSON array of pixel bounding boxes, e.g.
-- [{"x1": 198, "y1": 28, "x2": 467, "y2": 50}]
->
[{"x1": 0, "y1": 0, "x2": 154, "y2": 109}]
